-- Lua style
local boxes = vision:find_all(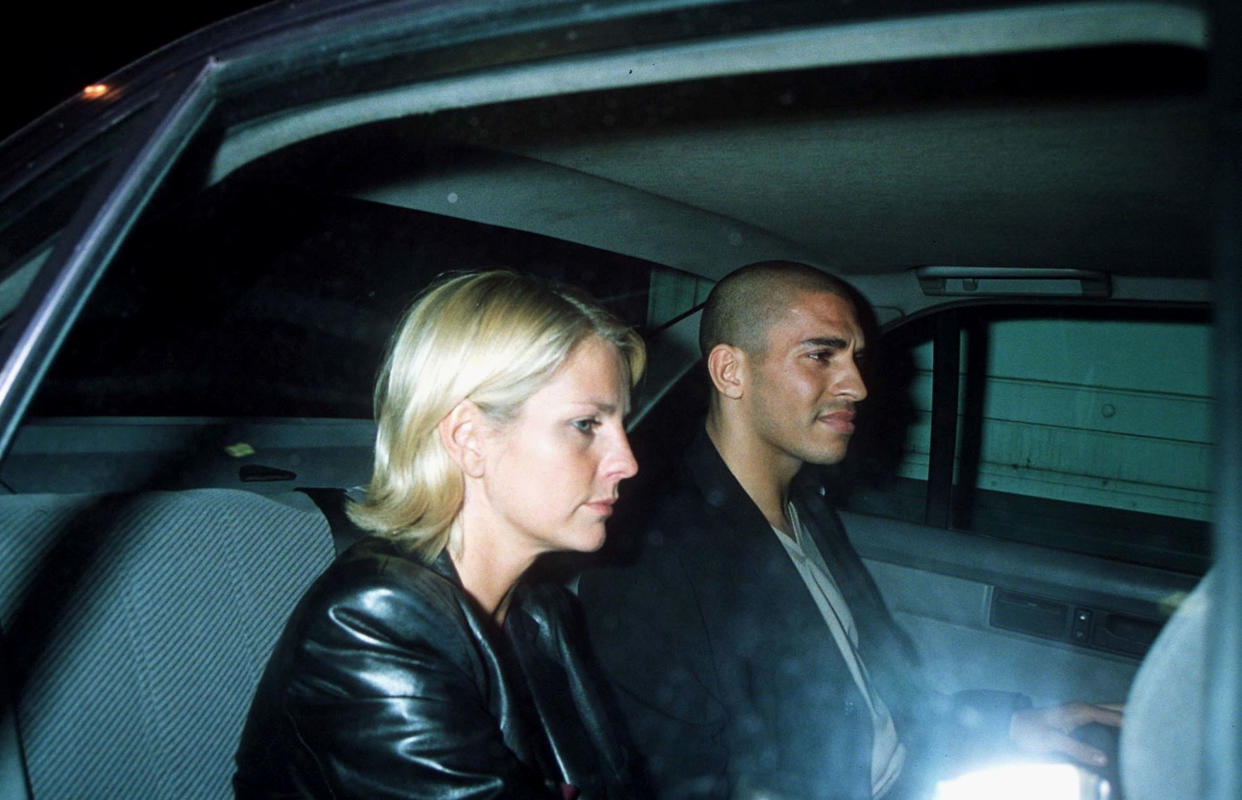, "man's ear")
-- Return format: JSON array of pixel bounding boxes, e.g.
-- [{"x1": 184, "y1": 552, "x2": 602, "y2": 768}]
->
[
  {"x1": 438, "y1": 400, "x2": 487, "y2": 478},
  {"x1": 706, "y1": 343, "x2": 747, "y2": 400}
]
